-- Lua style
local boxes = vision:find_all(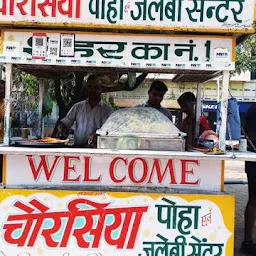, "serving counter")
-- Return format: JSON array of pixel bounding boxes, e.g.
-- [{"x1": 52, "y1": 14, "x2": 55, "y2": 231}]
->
[
  {"x1": 0, "y1": 146, "x2": 238, "y2": 255},
  {"x1": 0, "y1": 1, "x2": 255, "y2": 250},
  {"x1": 0, "y1": 145, "x2": 254, "y2": 159}
]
